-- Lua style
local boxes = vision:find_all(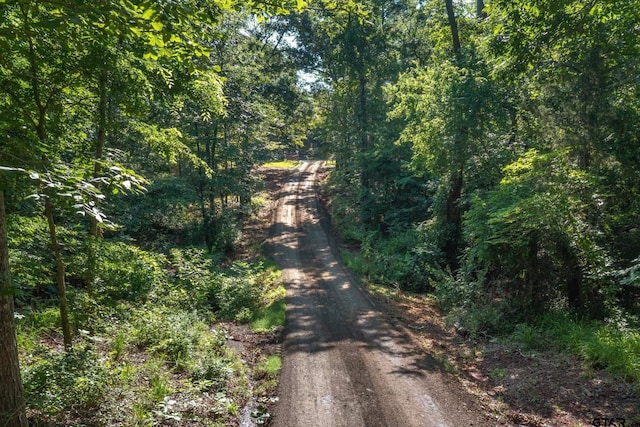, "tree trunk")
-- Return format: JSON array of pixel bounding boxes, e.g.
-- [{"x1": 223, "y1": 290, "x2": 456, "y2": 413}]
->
[
  {"x1": 443, "y1": 0, "x2": 465, "y2": 269},
  {"x1": 358, "y1": 69, "x2": 369, "y2": 190},
  {"x1": 89, "y1": 70, "x2": 108, "y2": 238},
  {"x1": 526, "y1": 232, "x2": 539, "y2": 308},
  {"x1": 444, "y1": 0, "x2": 461, "y2": 56},
  {"x1": 44, "y1": 198, "x2": 73, "y2": 350},
  {"x1": 0, "y1": 190, "x2": 28, "y2": 427},
  {"x1": 476, "y1": 0, "x2": 486, "y2": 19},
  {"x1": 444, "y1": 169, "x2": 463, "y2": 269}
]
